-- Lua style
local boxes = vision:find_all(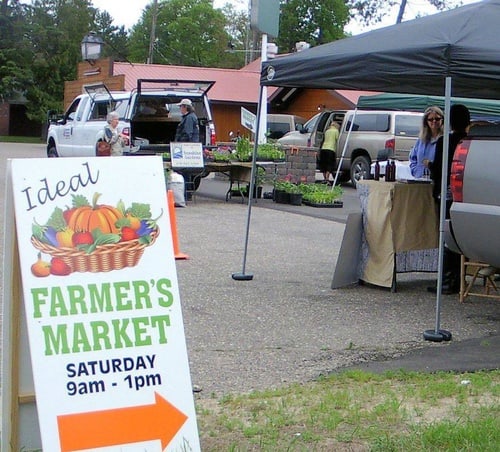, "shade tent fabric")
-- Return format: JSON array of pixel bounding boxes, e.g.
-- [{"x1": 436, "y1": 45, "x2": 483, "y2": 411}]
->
[
  {"x1": 261, "y1": 0, "x2": 500, "y2": 101},
  {"x1": 357, "y1": 93, "x2": 500, "y2": 120}
]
